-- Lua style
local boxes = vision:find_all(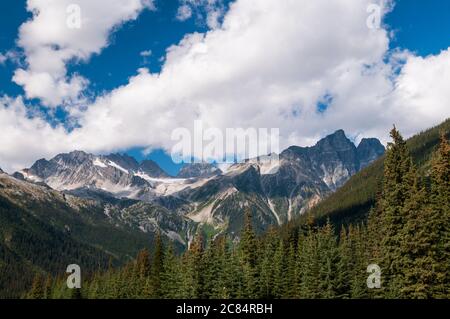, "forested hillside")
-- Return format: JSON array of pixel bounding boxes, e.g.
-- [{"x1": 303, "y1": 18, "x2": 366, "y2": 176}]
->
[
  {"x1": 34, "y1": 126, "x2": 449, "y2": 299},
  {"x1": 307, "y1": 118, "x2": 450, "y2": 226},
  {"x1": 0, "y1": 175, "x2": 157, "y2": 298}
]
